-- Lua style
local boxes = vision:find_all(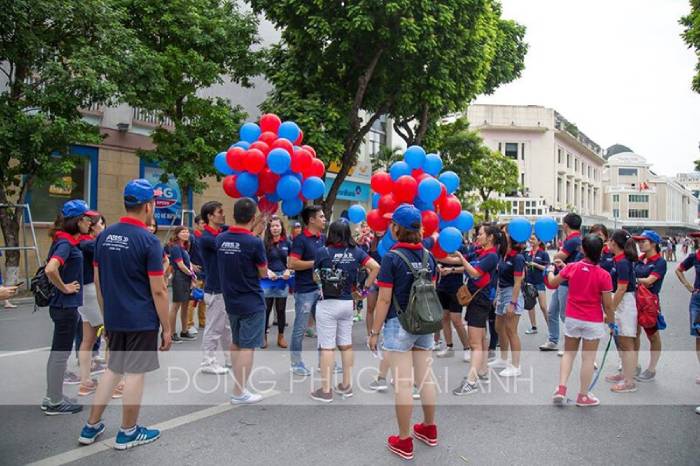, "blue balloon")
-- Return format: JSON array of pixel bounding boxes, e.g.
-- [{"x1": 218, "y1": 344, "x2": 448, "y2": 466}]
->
[
  {"x1": 278, "y1": 121, "x2": 301, "y2": 142},
  {"x1": 236, "y1": 172, "x2": 258, "y2": 197},
  {"x1": 439, "y1": 171, "x2": 460, "y2": 194},
  {"x1": 239, "y1": 122, "x2": 261, "y2": 143},
  {"x1": 276, "y1": 175, "x2": 301, "y2": 200},
  {"x1": 508, "y1": 217, "x2": 532, "y2": 243},
  {"x1": 232, "y1": 141, "x2": 250, "y2": 150},
  {"x1": 414, "y1": 197, "x2": 435, "y2": 212},
  {"x1": 389, "y1": 161, "x2": 411, "y2": 181},
  {"x1": 422, "y1": 153, "x2": 443, "y2": 176},
  {"x1": 453, "y1": 211, "x2": 474, "y2": 233},
  {"x1": 348, "y1": 204, "x2": 366, "y2": 223},
  {"x1": 214, "y1": 152, "x2": 233, "y2": 175},
  {"x1": 268, "y1": 148, "x2": 292, "y2": 174},
  {"x1": 380, "y1": 233, "x2": 396, "y2": 252},
  {"x1": 534, "y1": 216, "x2": 558, "y2": 242},
  {"x1": 404, "y1": 145, "x2": 426, "y2": 169},
  {"x1": 281, "y1": 197, "x2": 303, "y2": 216},
  {"x1": 418, "y1": 177, "x2": 441, "y2": 203},
  {"x1": 266, "y1": 192, "x2": 280, "y2": 203},
  {"x1": 301, "y1": 176, "x2": 325, "y2": 200},
  {"x1": 438, "y1": 227, "x2": 462, "y2": 253},
  {"x1": 372, "y1": 193, "x2": 380, "y2": 209},
  {"x1": 377, "y1": 241, "x2": 388, "y2": 258}
]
